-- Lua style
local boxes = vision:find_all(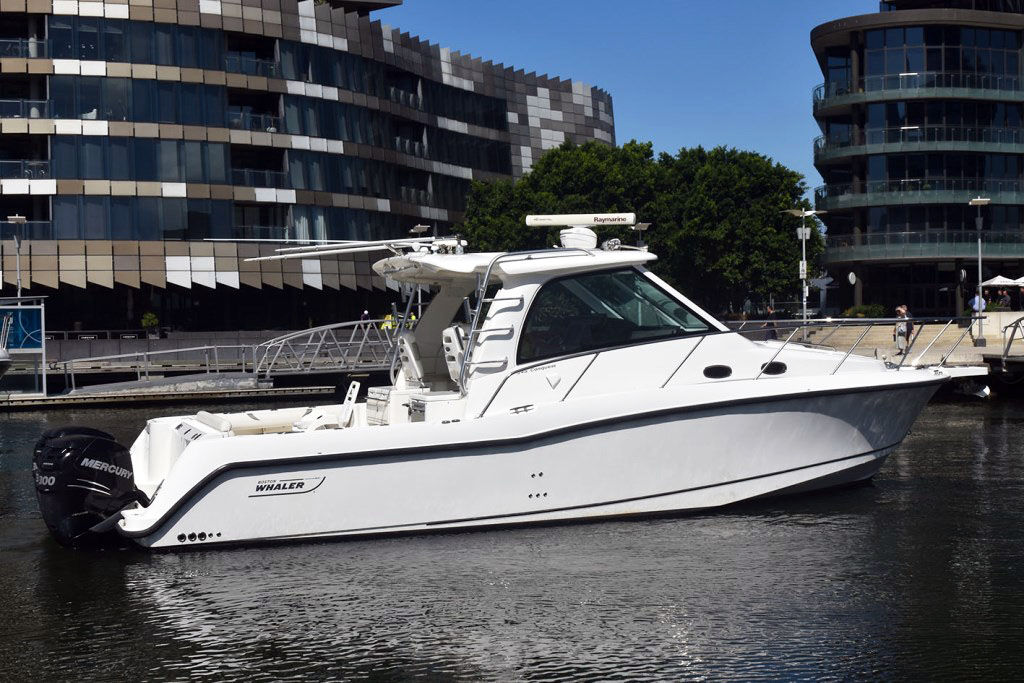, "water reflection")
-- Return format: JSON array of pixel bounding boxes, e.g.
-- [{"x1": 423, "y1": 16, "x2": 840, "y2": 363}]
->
[{"x1": 2, "y1": 401, "x2": 1024, "y2": 679}]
